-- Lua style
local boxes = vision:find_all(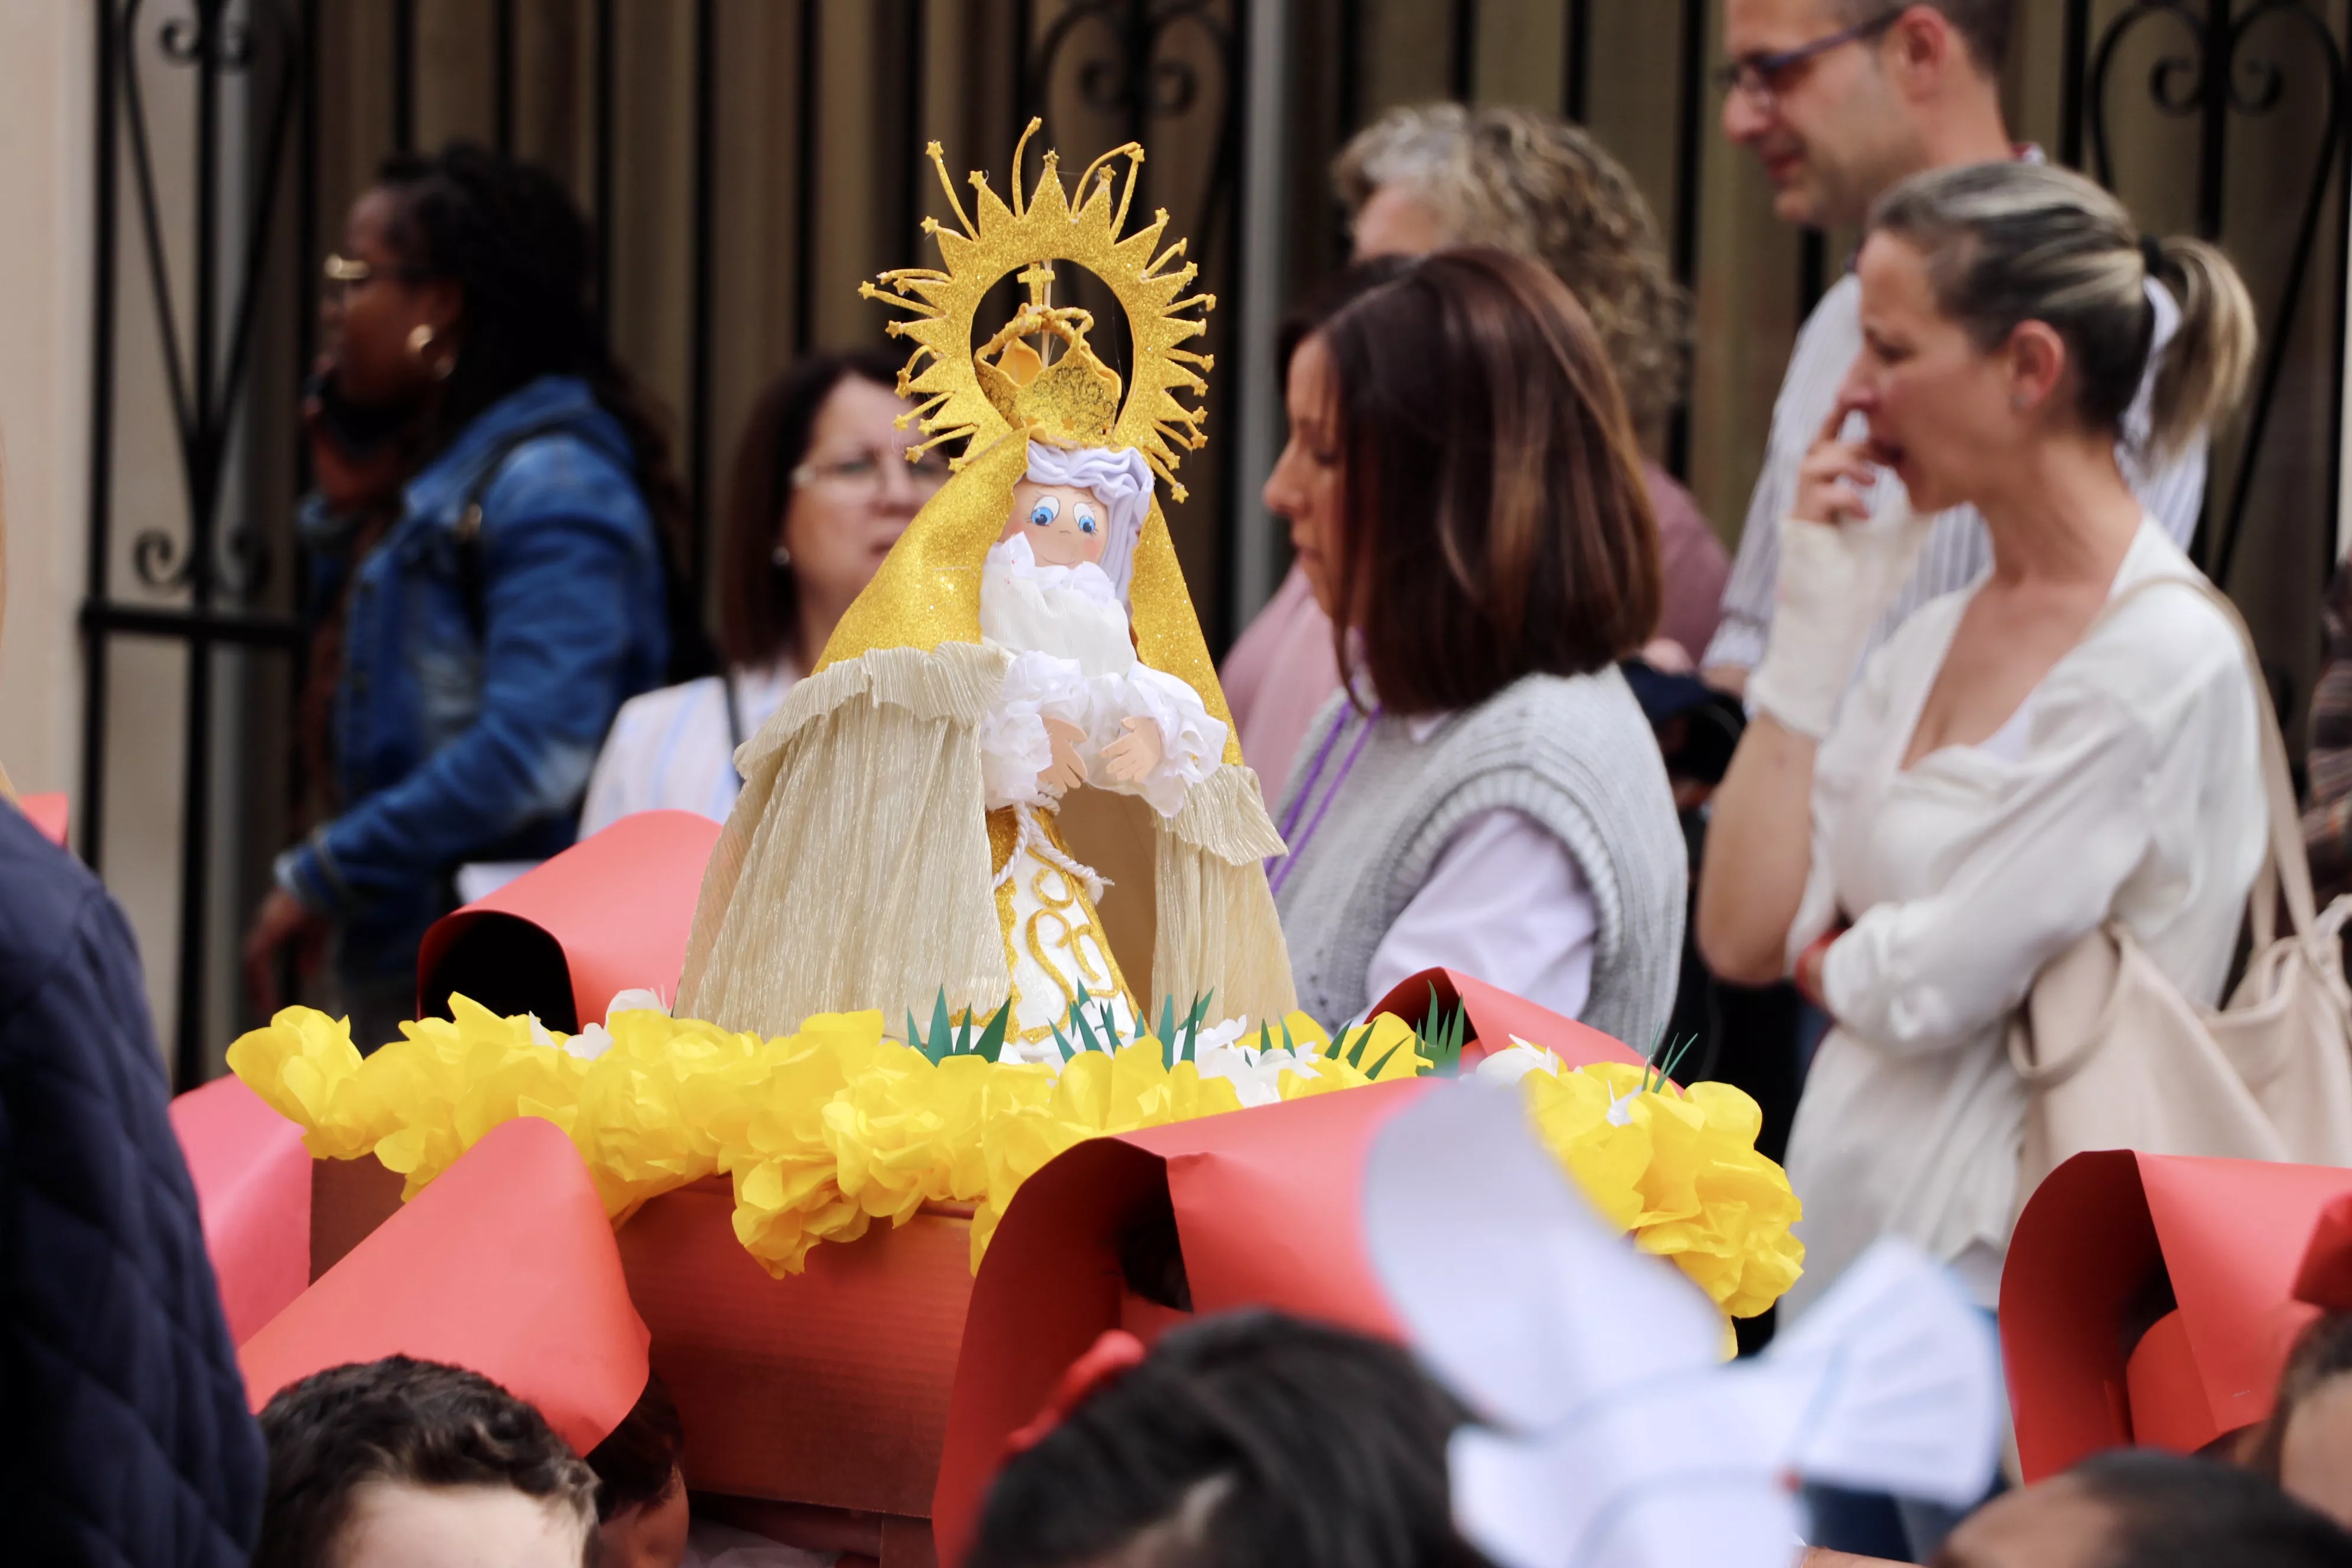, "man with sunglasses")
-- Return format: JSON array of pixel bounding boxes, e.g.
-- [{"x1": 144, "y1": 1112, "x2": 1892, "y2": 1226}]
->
[{"x1": 1699, "y1": 1, "x2": 2209, "y2": 694}]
